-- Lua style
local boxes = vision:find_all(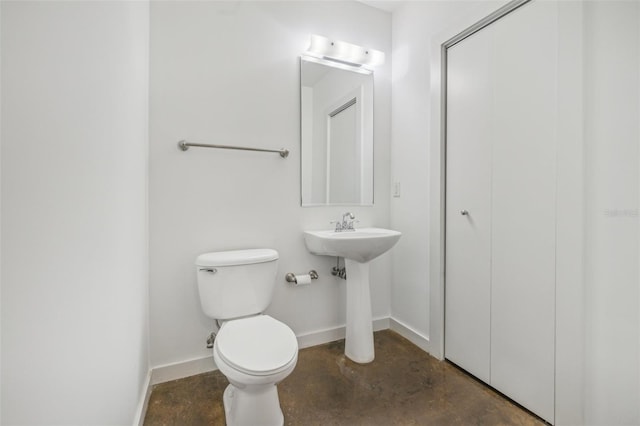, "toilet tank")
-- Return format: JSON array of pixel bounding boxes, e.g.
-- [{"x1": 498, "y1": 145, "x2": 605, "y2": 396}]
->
[{"x1": 195, "y1": 249, "x2": 279, "y2": 320}]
